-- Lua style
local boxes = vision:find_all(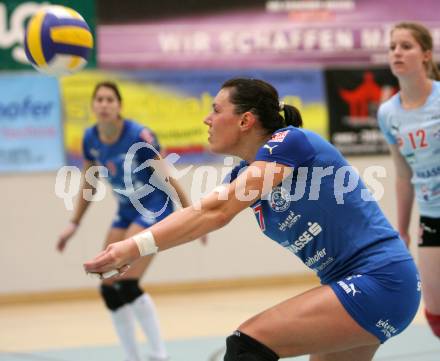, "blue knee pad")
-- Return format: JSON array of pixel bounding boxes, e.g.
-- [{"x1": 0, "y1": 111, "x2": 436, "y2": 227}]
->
[
  {"x1": 114, "y1": 279, "x2": 143, "y2": 304},
  {"x1": 224, "y1": 331, "x2": 279, "y2": 361},
  {"x1": 100, "y1": 284, "x2": 125, "y2": 311}
]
